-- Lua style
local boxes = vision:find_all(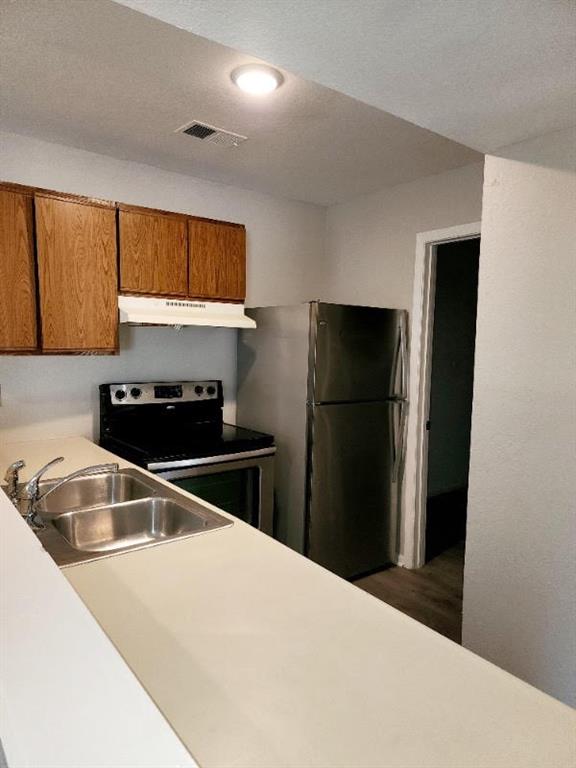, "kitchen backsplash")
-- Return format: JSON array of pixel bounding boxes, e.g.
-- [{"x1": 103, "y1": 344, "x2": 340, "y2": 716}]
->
[{"x1": 0, "y1": 325, "x2": 237, "y2": 443}]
